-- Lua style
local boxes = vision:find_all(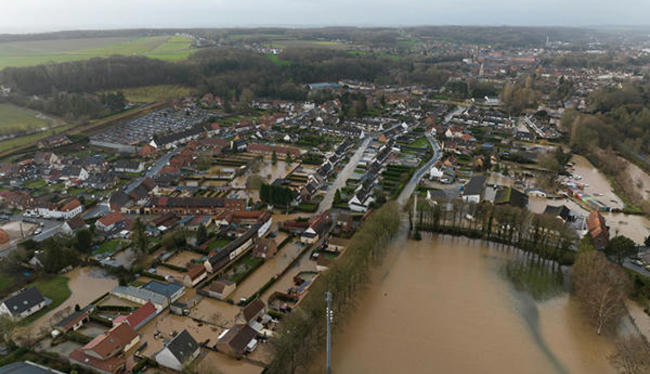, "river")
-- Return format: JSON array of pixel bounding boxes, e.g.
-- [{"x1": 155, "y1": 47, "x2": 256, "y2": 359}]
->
[{"x1": 325, "y1": 234, "x2": 616, "y2": 374}]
